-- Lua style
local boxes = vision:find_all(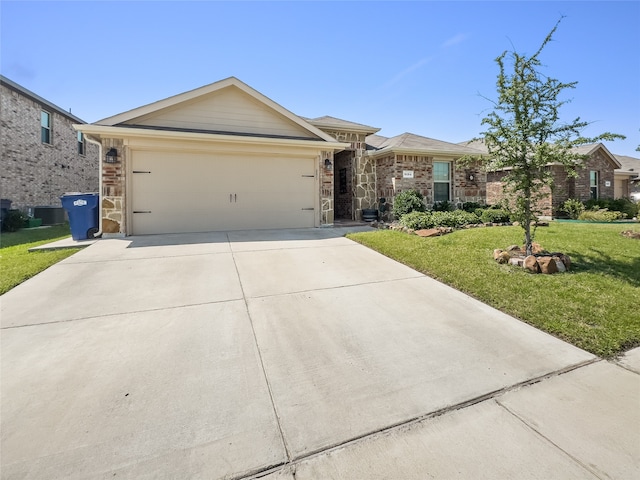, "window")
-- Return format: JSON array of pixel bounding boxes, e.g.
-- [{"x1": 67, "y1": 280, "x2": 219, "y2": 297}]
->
[
  {"x1": 41, "y1": 110, "x2": 51, "y2": 144},
  {"x1": 590, "y1": 170, "x2": 598, "y2": 200},
  {"x1": 433, "y1": 161, "x2": 451, "y2": 202},
  {"x1": 77, "y1": 131, "x2": 85, "y2": 155}
]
